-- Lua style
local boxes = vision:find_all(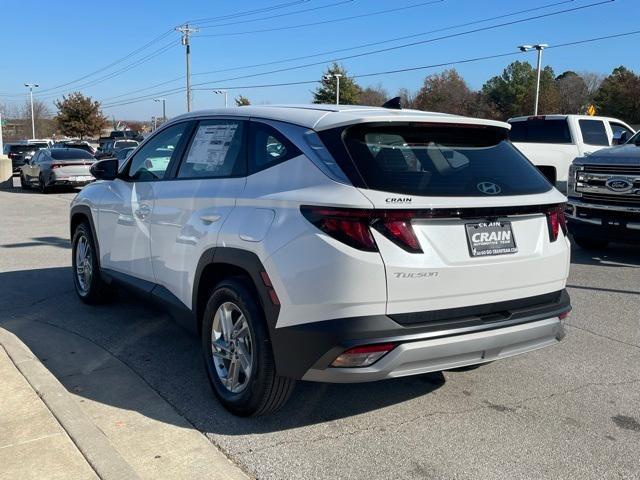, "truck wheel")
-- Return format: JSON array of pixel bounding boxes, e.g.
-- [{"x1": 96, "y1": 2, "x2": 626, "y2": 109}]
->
[
  {"x1": 72, "y1": 222, "x2": 114, "y2": 304},
  {"x1": 573, "y1": 236, "x2": 608, "y2": 250},
  {"x1": 20, "y1": 173, "x2": 31, "y2": 190},
  {"x1": 202, "y1": 278, "x2": 295, "y2": 416}
]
